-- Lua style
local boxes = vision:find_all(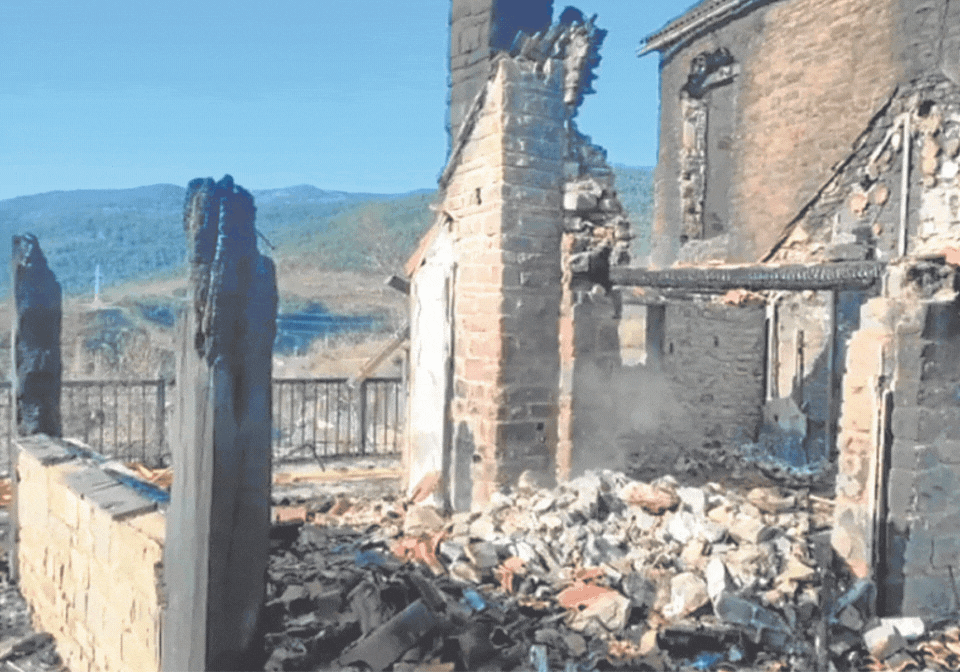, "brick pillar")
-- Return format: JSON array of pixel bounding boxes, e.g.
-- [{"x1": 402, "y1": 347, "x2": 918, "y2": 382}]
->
[
  {"x1": 448, "y1": 0, "x2": 552, "y2": 145},
  {"x1": 832, "y1": 296, "x2": 896, "y2": 581},
  {"x1": 11, "y1": 234, "x2": 61, "y2": 438},
  {"x1": 162, "y1": 176, "x2": 278, "y2": 671},
  {"x1": 445, "y1": 57, "x2": 565, "y2": 507}
]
